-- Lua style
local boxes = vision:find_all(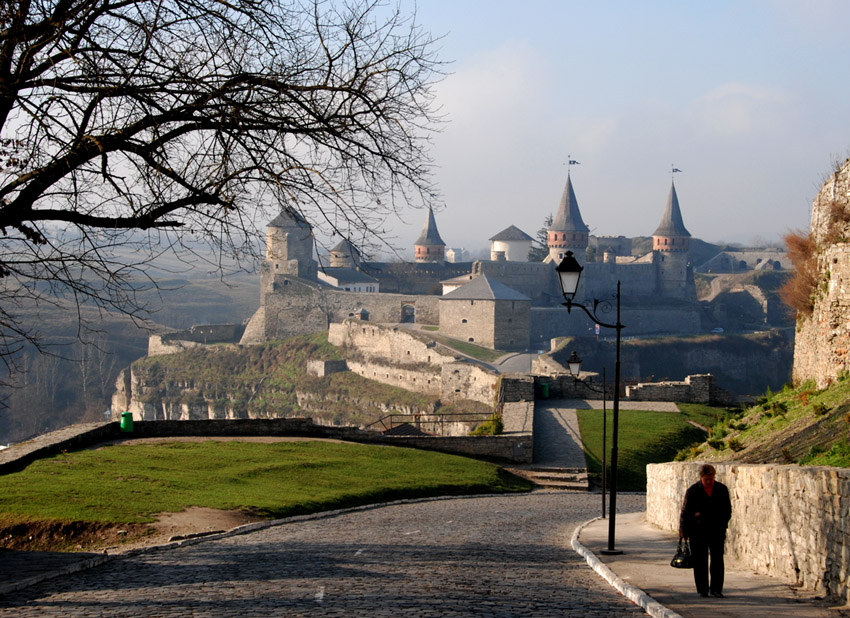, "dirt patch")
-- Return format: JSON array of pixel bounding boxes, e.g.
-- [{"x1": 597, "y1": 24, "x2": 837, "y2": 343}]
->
[{"x1": 0, "y1": 507, "x2": 268, "y2": 554}]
